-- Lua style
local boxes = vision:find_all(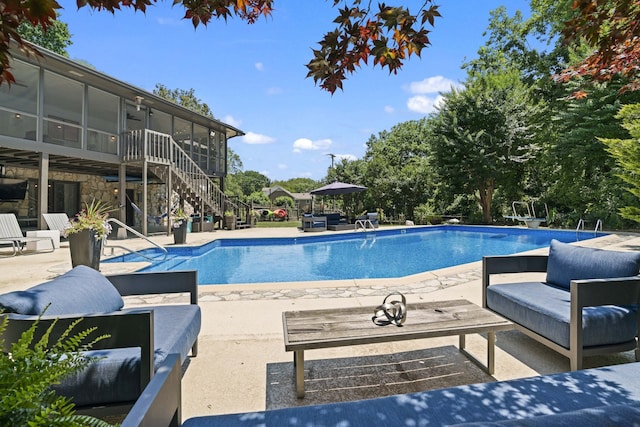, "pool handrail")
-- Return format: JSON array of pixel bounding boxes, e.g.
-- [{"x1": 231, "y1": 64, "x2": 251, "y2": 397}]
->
[{"x1": 105, "y1": 218, "x2": 168, "y2": 261}]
